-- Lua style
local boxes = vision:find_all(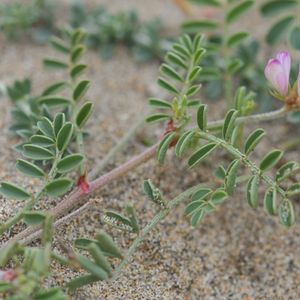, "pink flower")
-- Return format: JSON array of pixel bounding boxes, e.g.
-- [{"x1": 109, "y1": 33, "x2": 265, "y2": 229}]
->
[
  {"x1": 297, "y1": 67, "x2": 300, "y2": 98},
  {"x1": 264, "y1": 51, "x2": 291, "y2": 96}
]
